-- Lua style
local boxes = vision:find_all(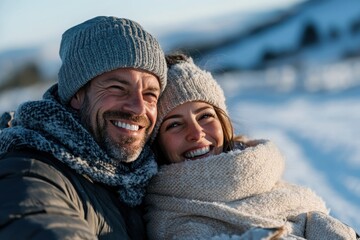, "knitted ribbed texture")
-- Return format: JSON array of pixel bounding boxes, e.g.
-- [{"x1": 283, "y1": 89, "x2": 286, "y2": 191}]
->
[
  {"x1": 144, "y1": 140, "x2": 349, "y2": 240},
  {"x1": 148, "y1": 139, "x2": 284, "y2": 202},
  {"x1": 58, "y1": 16, "x2": 167, "y2": 104},
  {"x1": 151, "y1": 56, "x2": 226, "y2": 142},
  {"x1": 0, "y1": 85, "x2": 158, "y2": 207}
]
